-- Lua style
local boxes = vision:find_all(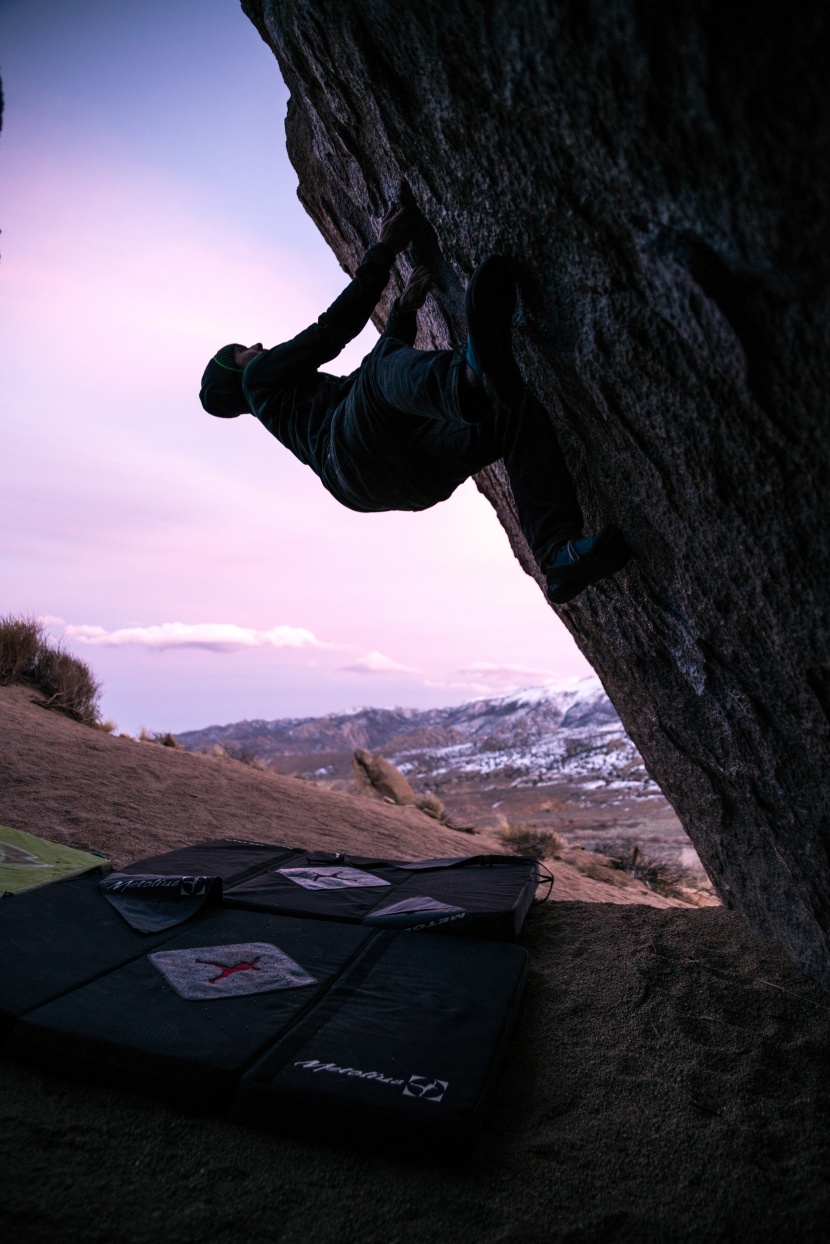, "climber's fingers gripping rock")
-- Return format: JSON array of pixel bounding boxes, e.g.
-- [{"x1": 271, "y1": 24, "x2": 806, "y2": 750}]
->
[
  {"x1": 399, "y1": 264, "x2": 433, "y2": 312},
  {"x1": 377, "y1": 202, "x2": 414, "y2": 254}
]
